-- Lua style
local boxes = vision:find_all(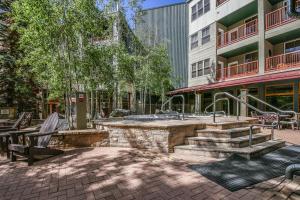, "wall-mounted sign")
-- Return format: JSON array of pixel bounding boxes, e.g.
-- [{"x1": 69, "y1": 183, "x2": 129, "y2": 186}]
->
[
  {"x1": 0, "y1": 109, "x2": 9, "y2": 115},
  {"x1": 78, "y1": 94, "x2": 85, "y2": 102}
]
